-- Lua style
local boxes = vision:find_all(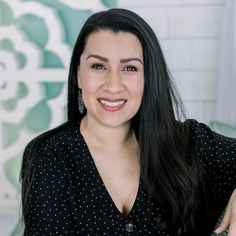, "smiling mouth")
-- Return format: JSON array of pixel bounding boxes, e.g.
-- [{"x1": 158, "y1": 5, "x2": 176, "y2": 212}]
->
[{"x1": 98, "y1": 98, "x2": 127, "y2": 111}]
